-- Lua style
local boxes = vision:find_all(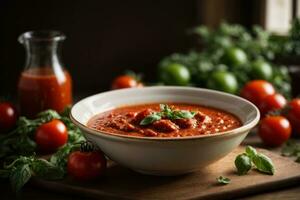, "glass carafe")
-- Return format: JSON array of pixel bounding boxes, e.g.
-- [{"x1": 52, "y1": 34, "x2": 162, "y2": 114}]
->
[{"x1": 18, "y1": 31, "x2": 72, "y2": 118}]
